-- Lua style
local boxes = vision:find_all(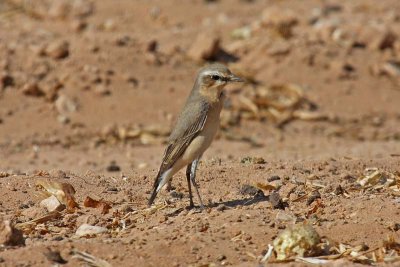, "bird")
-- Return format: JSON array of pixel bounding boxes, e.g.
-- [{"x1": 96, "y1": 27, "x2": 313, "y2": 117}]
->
[{"x1": 148, "y1": 63, "x2": 243, "y2": 209}]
